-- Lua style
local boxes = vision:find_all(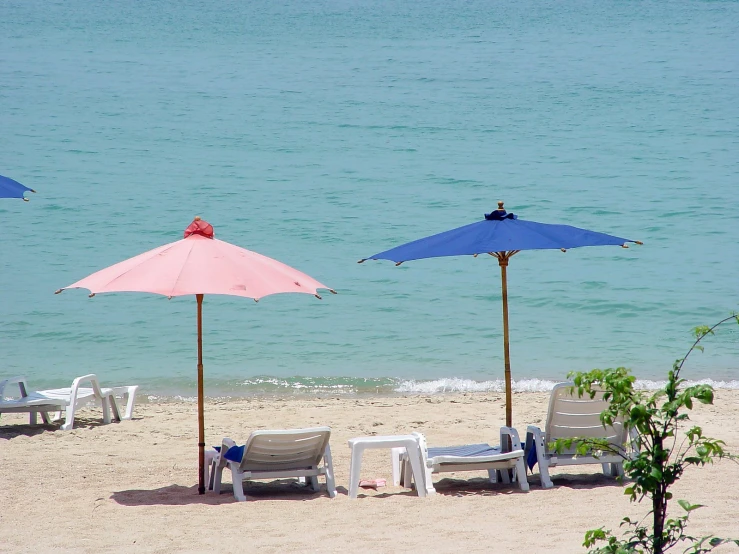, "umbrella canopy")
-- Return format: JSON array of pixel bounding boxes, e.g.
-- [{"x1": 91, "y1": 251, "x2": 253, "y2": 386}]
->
[
  {"x1": 0, "y1": 174, "x2": 35, "y2": 200},
  {"x1": 57, "y1": 217, "x2": 335, "y2": 494},
  {"x1": 360, "y1": 202, "x2": 641, "y2": 427}
]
